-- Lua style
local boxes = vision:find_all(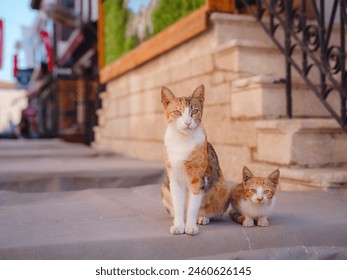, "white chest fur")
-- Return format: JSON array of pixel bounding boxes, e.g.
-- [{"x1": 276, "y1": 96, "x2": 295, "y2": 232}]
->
[
  {"x1": 164, "y1": 125, "x2": 205, "y2": 162},
  {"x1": 164, "y1": 125, "x2": 205, "y2": 186},
  {"x1": 239, "y1": 196, "x2": 276, "y2": 218}
]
